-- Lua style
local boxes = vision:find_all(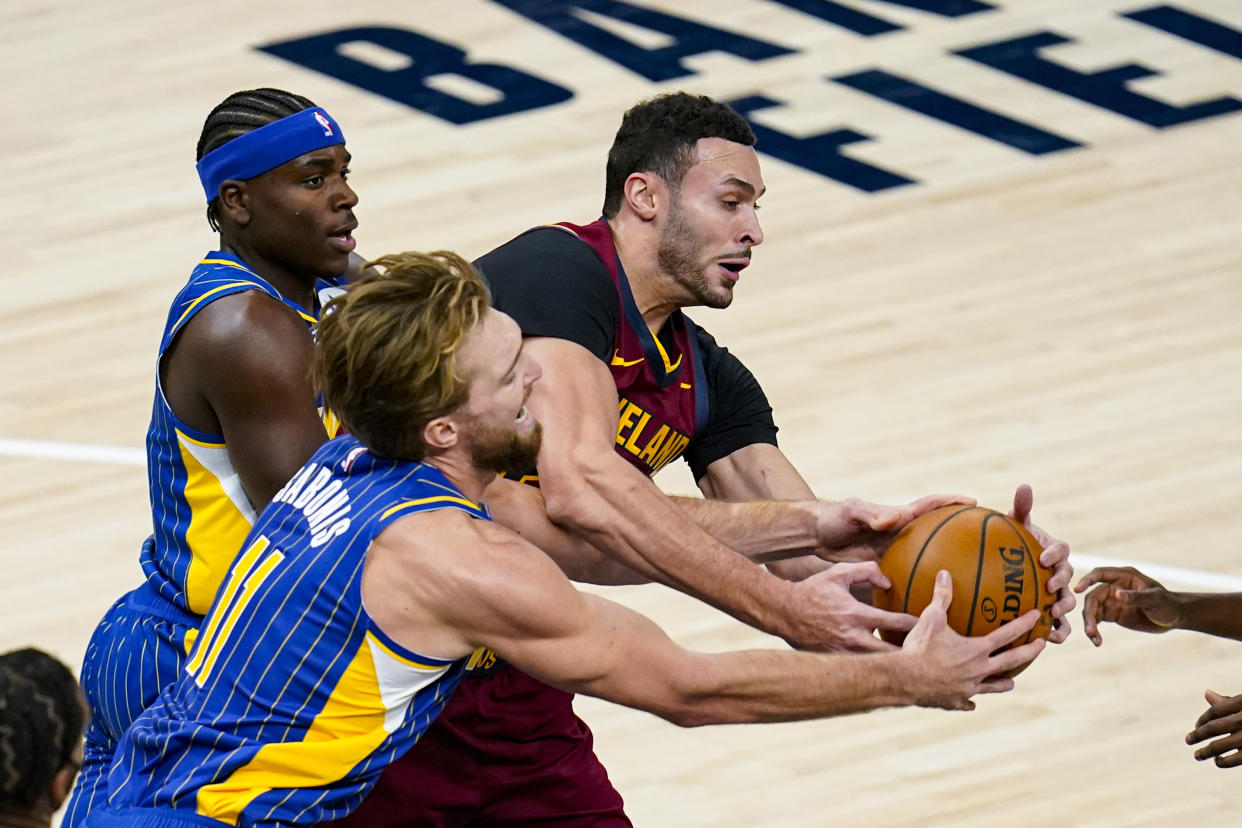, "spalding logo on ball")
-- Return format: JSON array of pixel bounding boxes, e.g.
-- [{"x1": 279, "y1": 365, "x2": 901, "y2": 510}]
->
[{"x1": 874, "y1": 505, "x2": 1054, "y2": 676}]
